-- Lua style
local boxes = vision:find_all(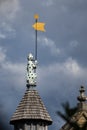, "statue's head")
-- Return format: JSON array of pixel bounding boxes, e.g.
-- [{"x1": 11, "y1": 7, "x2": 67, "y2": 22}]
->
[{"x1": 27, "y1": 53, "x2": 34, "y2": 61}]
